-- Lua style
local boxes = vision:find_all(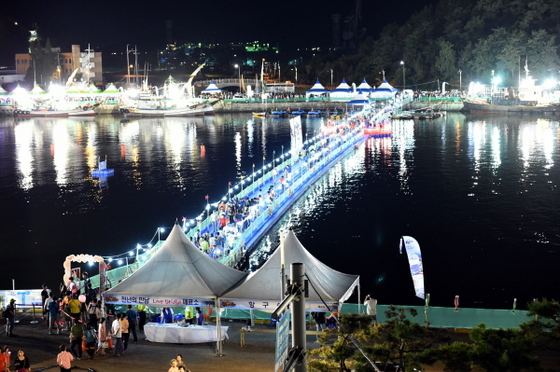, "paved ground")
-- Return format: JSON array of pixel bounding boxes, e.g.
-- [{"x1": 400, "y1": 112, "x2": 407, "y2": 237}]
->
[{"x1": 1, "y1": 313, "x2": 319, "y2": 372}]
